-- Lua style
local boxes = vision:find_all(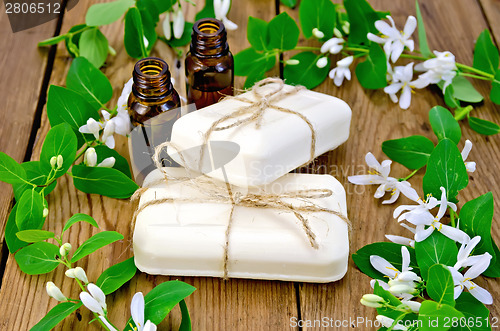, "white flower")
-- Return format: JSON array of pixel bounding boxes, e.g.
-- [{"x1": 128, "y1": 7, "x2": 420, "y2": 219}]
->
[
  {"x1": 97, "y1": 157, "x2": 116, "y2": 168},
  {"x1": 172, "y1": 4, "x2": 185, "y2": 39},
  {"x1": 79, "y1": 118, "x2": 103, "y2": 140},
  {"x1": 376, "y1": 315, "x2": 408, "y2": 330},
  {"x1": 162, "y1": 11, "x2": 172, "y2": 40},
  {"x1": 131, "y1": 292, "x2": 157, "y2": 331},
  {"x1": 101, "y1": 120, "x2": 116, "y2": 149},
  {"x1": 384, "y1": 63, "x2": 428, "y2": 109},
  {"x1": 117, "y1": 78, "x2": 133, "y2": 114},
  {"x1": 454, "y1": 236, "x2": 483, "y2": 269},
  {"x1": 328, "y1": 56, "x2": 353, "y2": 87},
  {"x1": 66, "y1": 267, "x2": 89, "y2": 284},
  {"x1": 59, "y1": 243, "x2": 71, "y2": 257},
  {"x1": 46, "y1": 282, "x2": 67, "y2": 301},
  {"x1": 80, "y1": 283, "x2": 107, "y2": 316},
  {"x1": 367, "y1": 15, "x2": 416, "y2": 63},
  {"x1": 84, "y1": 148, "x2": 97, "y2": 167},
  {"x1": 393, "y1": 184, "x2": 439, "y2": 224},
  {"x1": 214, "y1": 0, "x2": 238, "y2": 31},
  {"x1": 461, "y1": 140, "x2": 476, "y2": 173},
  {"x1": 348, "y1": 152, "x2": 410, "y2": 204},
  {"x1": 385, "y1": 234, "x2": 415, "y2": 248},
  {"x1": 448, "y1": 253, "x2": 493, "y2": 304},
  {"x1": 320, "y1": 37, "x2": 344, "y2": 54},
  {"x1": 110, "y1": 111, "x2": 131, "y2": 136},
  {"x1": 99, "y1": 316, "x2": 118, "y2": 331},
  {"x1": 400, "y1": 300, "x2": 421, "y2": 313},
  {"x1": 316, "y1": 57, "x2": 328, "y2": 68},
  {"x1": 415, "y1": 51, "x2": 457, "y2": 90},
  {"x1": 312, "y1": 28, "x2": 324, "y2": 39}
]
